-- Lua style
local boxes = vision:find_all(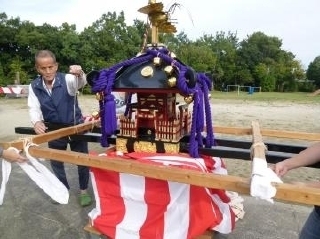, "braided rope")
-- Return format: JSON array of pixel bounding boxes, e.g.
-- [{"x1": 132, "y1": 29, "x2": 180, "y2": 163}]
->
[{"x1": 250, "y1": 142, "x2": 268, "y2": 159}]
